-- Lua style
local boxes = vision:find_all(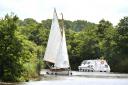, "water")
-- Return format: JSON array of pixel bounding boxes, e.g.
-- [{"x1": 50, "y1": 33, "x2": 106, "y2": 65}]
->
[
  {"x1": 27, "y1": 77, "x2": 128, "y2": 85},
  {"x1": 1, "y1": 71, "x2": 128, "y2": 85}
]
